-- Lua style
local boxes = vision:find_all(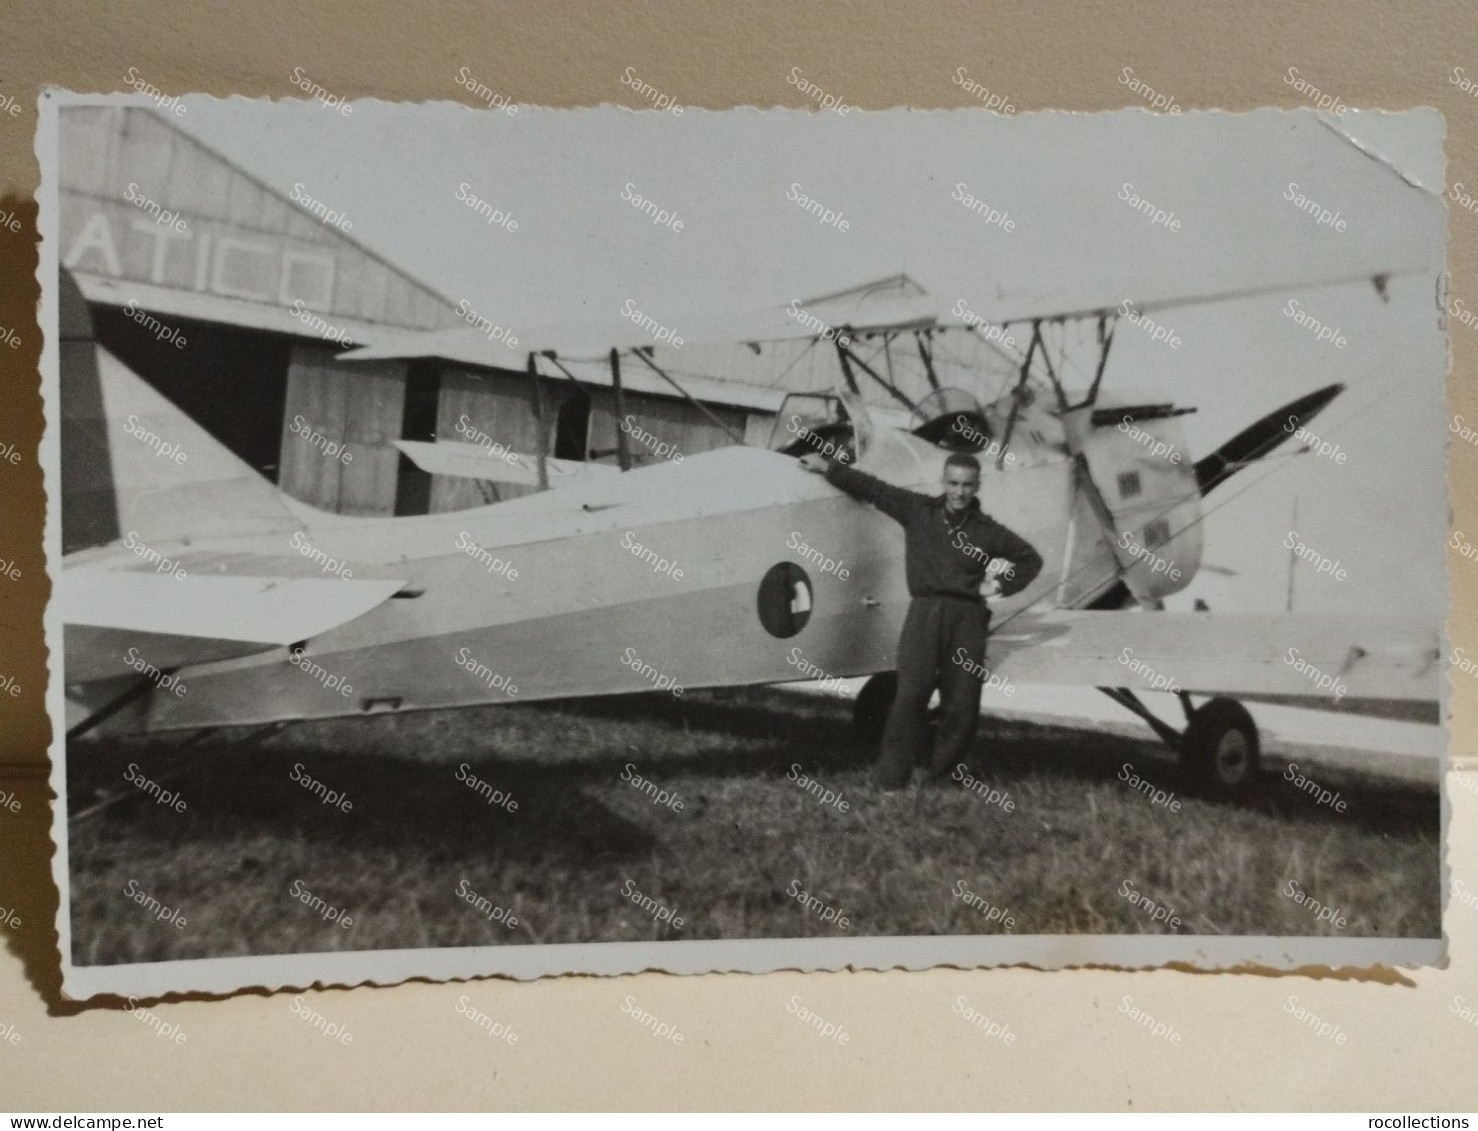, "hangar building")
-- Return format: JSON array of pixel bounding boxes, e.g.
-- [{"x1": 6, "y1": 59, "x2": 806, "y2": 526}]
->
[{"x1": 57, "y1": 106, "x2": 787, "y2": 517}]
